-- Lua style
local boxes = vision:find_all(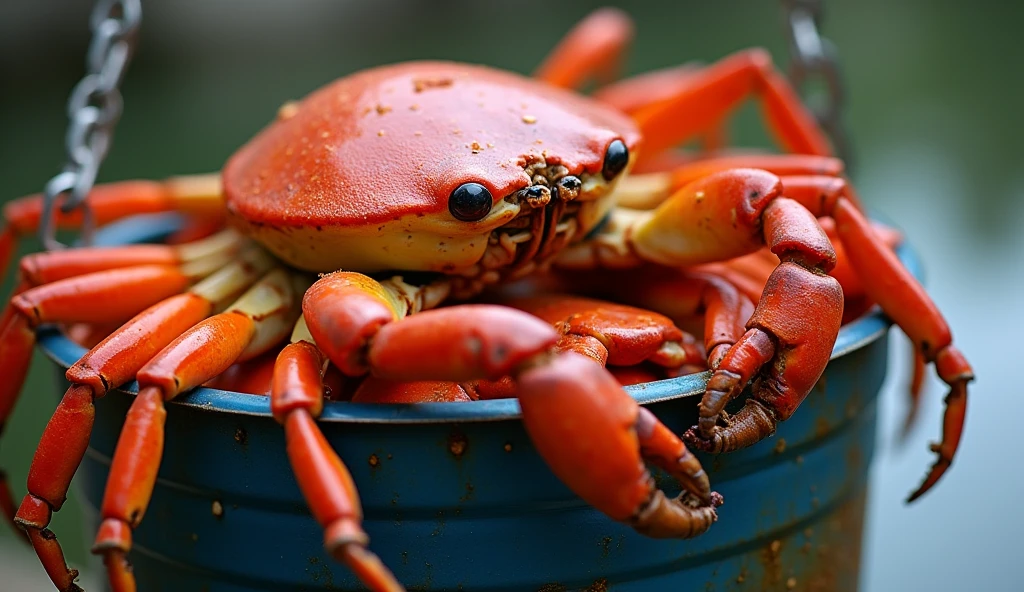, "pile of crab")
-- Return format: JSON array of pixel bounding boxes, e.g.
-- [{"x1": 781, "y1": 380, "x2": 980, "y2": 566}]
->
[{"x1": 0, "y1": 9, "x2": 970, "y2": 592}]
